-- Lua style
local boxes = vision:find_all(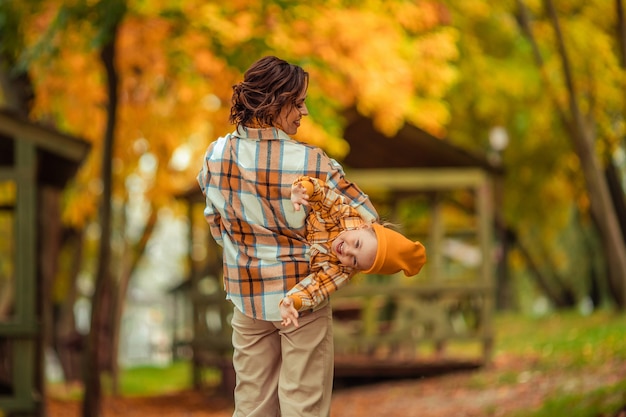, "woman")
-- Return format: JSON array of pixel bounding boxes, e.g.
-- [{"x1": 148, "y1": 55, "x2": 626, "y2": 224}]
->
[{"x1": 197, "y1": 56, "x2": 377, "y2": 417}]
